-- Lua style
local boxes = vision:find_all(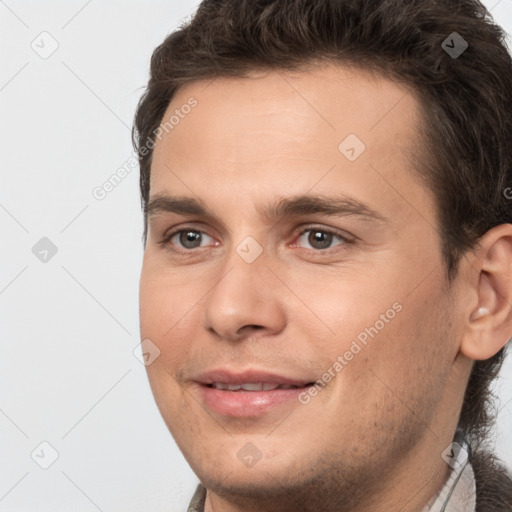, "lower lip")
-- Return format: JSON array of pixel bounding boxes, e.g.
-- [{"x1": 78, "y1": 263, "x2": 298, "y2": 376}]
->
[{"x1": 197, "y1": 385, "x2": 309, "y2": 417}]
